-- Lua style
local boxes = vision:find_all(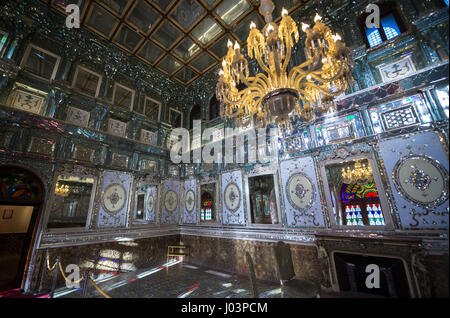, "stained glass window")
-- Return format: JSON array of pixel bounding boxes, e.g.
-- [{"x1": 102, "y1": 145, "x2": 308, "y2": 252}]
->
[
  {"x1": 200, "y1": 183, "x2": 215, "y2": 222},
  {"x1": 340, "y1": 183, "x2": 385, "y2": 226},
  {"x1": 381, "y1": 14, "x2": 401, "y2": 40},
  {"x1": 365, "y1": 28, "x2": 383, "y2": 48},
  {"x1": 0, "y1": 30, "x2": 8, "y2": 56}
]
